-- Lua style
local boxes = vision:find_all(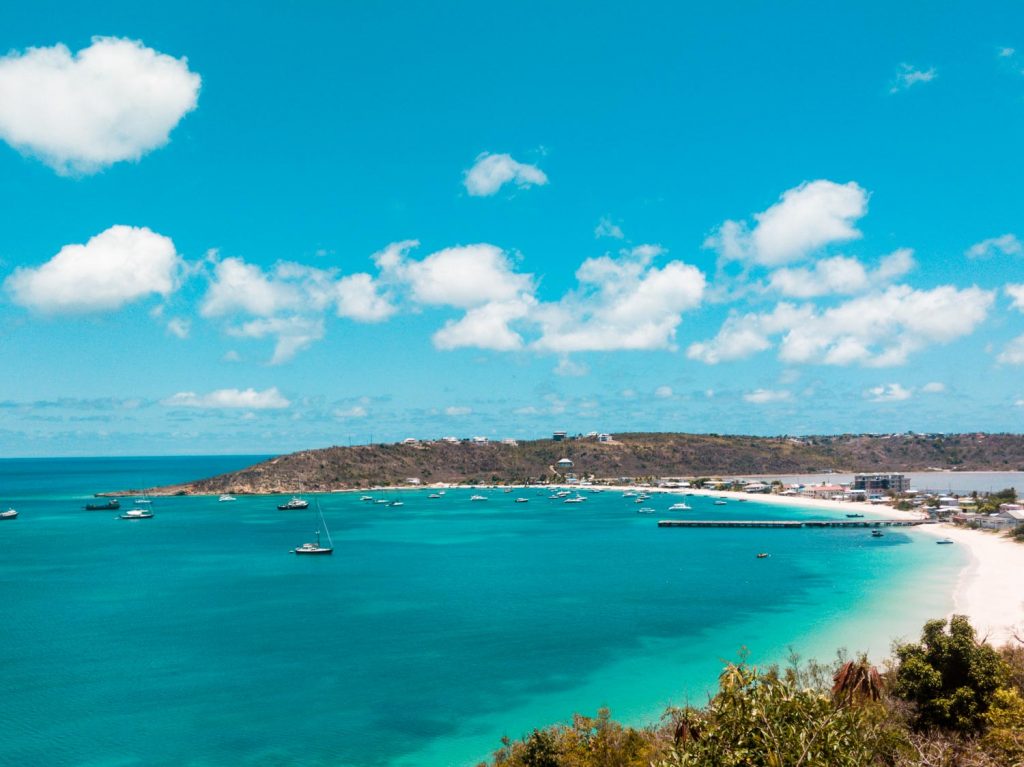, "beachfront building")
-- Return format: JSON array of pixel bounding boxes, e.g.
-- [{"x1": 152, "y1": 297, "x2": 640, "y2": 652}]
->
[
  {"x1": 552, "y1": 431, "x2": 567, "y2": 441},
  {"x1": 501, "y1": 438, "x2": 519, "y2": 446},
  {"x1": 598, "y1": 433, "x2": 612, "y2": 443},
  {"x1": 744, "y1": 482, "x2": 771, "y2": 493},
  {"x1": 853, "y1": 473, "x2": 909, "y2": 494},
  {"x1": 802, "y1": 483, "x2": 846, "y2": 500}
]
